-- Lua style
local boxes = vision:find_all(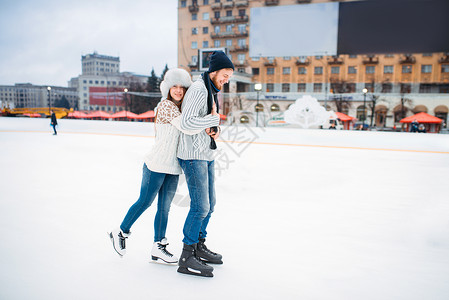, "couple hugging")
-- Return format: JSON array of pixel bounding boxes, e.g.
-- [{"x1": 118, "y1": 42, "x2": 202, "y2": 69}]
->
[{"x1": 109, "y1": 51, "x2": 234, "y2": 278}]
